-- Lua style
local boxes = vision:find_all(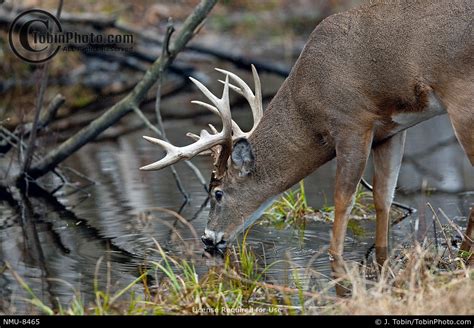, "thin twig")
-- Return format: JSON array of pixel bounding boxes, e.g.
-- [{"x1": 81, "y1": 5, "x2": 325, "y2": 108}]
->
[
  {"x1": 0, "y1": 119, "x2": 74, "y2": 190},
  {"x1": 426, "y1": 203, "x2": 454, "y2": 259},
  {"x1": 189, "y1": 196, "x2": 210, "y2": 222},
  {"x1": 132, "y1": 106, "x2": 162, "y2": 137},
  {"x1": 146, "y1": 206, "x2": 200, "y2": 243},
  {"x1": 184, "y1": 161, "x2": 208, "y2": 192},
  {"x1": 360, "y1": 178, "x2": 417, "y2": 214},
  {"x1": 0, "y1": 94, "x2": 65, "y2": 155},
  {"x1": 152, "y1": 22, "x2": 189, "y2": 202},
  {"x1": 222, "y1": 271, "x2": 321, "y2": 299},
  {"x1": 438, "y1": 208, "x2": 473, "y2": 252},
  {"x1": 21, "y1": 1, "x2": 64, "y2": 174},
  {"x1": 21, "y1": 66, "x2": 49, "y2": 172}
]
